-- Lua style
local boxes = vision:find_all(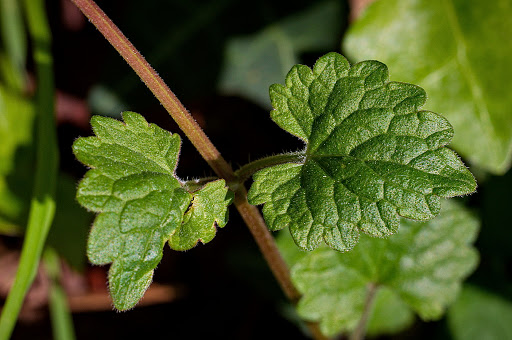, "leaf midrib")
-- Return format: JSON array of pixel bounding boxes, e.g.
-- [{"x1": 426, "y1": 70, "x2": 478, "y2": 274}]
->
[{"x1": 442, "y1": 0, "x2": 494, "y2": 142}]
